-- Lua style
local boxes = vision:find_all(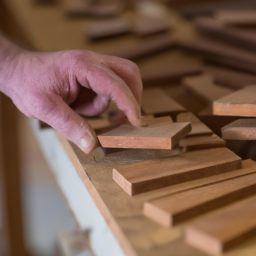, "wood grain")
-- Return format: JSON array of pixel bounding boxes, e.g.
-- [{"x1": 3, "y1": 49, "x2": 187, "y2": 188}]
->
[
  {"x1": 213, "y1": 86, "x2": 256, "y2": 117},
  {"x1": 222, "y1": 119, "x2": 256, "y2": 140},
  {"x1": 144, "y1": 171, "x2": 256, "y2": 227},
  {"x1": 113, "y1": 147, "x2": 241, "y2": 196},
  {"x1": 141, "y1": 88, "x2": 186, "y2": 119},
  {"x1": 182, "y1": 74, "x2": 234, "y2": 102},
  {"x1": 177, "y1": 112, "x2": 213, "y2": 136},
  {"x1": 185, "y1": 195, "x2": 256, "y2": 256},
  {"x1": 98, "y1": 122, "x2": 191, "y2": 150}
]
